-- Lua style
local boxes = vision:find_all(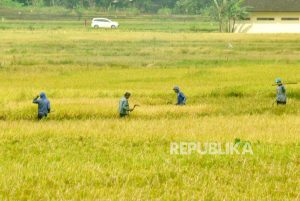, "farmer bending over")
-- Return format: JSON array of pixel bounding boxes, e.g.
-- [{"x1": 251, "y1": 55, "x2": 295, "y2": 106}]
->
[
  {"x1": 275, "y1": 78, "x2": 287, "y2": 105},
  {"x1": 173, "y1": 86, "x2": 186, "y2": 105},
  {"x1": 33, "y1": 92, "x2": 51, "y2": 120}
]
